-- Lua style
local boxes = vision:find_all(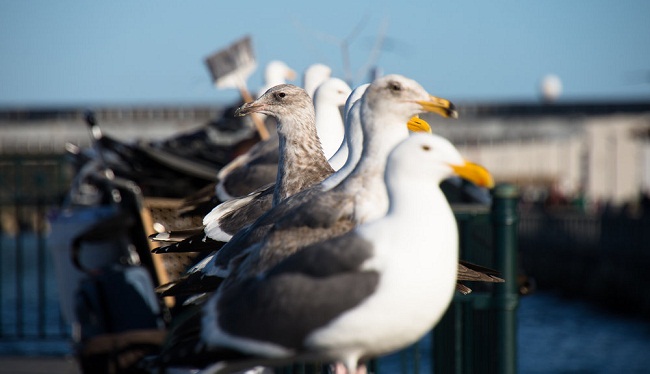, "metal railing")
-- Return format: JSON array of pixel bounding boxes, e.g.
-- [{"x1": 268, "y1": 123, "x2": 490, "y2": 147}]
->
[{"x1": 0, "y1": 154, "x2": 71, "y2": 354}]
